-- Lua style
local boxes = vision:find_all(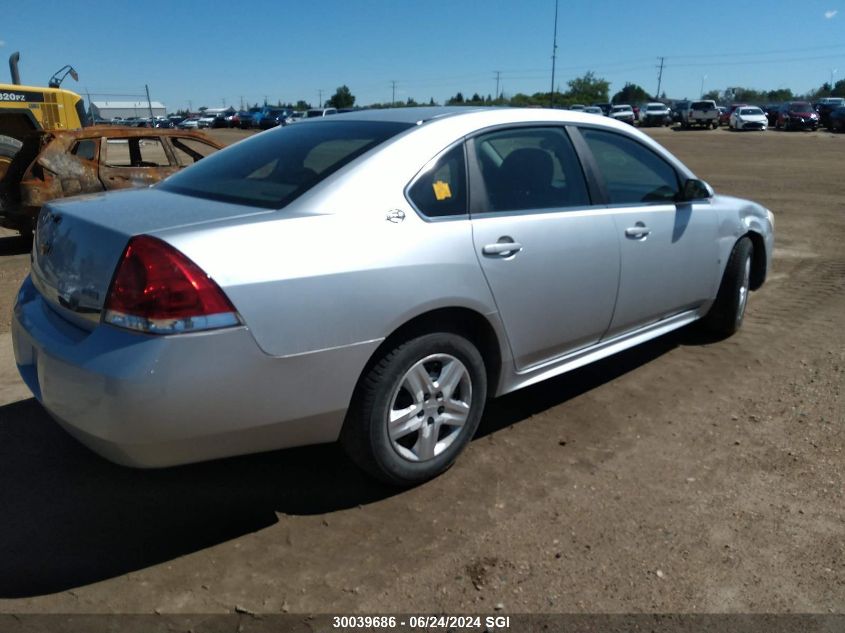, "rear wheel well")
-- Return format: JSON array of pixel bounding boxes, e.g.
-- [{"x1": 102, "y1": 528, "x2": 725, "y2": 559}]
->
[
  {"x1": 744, "y1": 231, "x2": 767, "y2": 290},
  {"x1": 357, "y1": 308, "x2": 503, "y2": 401}
]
